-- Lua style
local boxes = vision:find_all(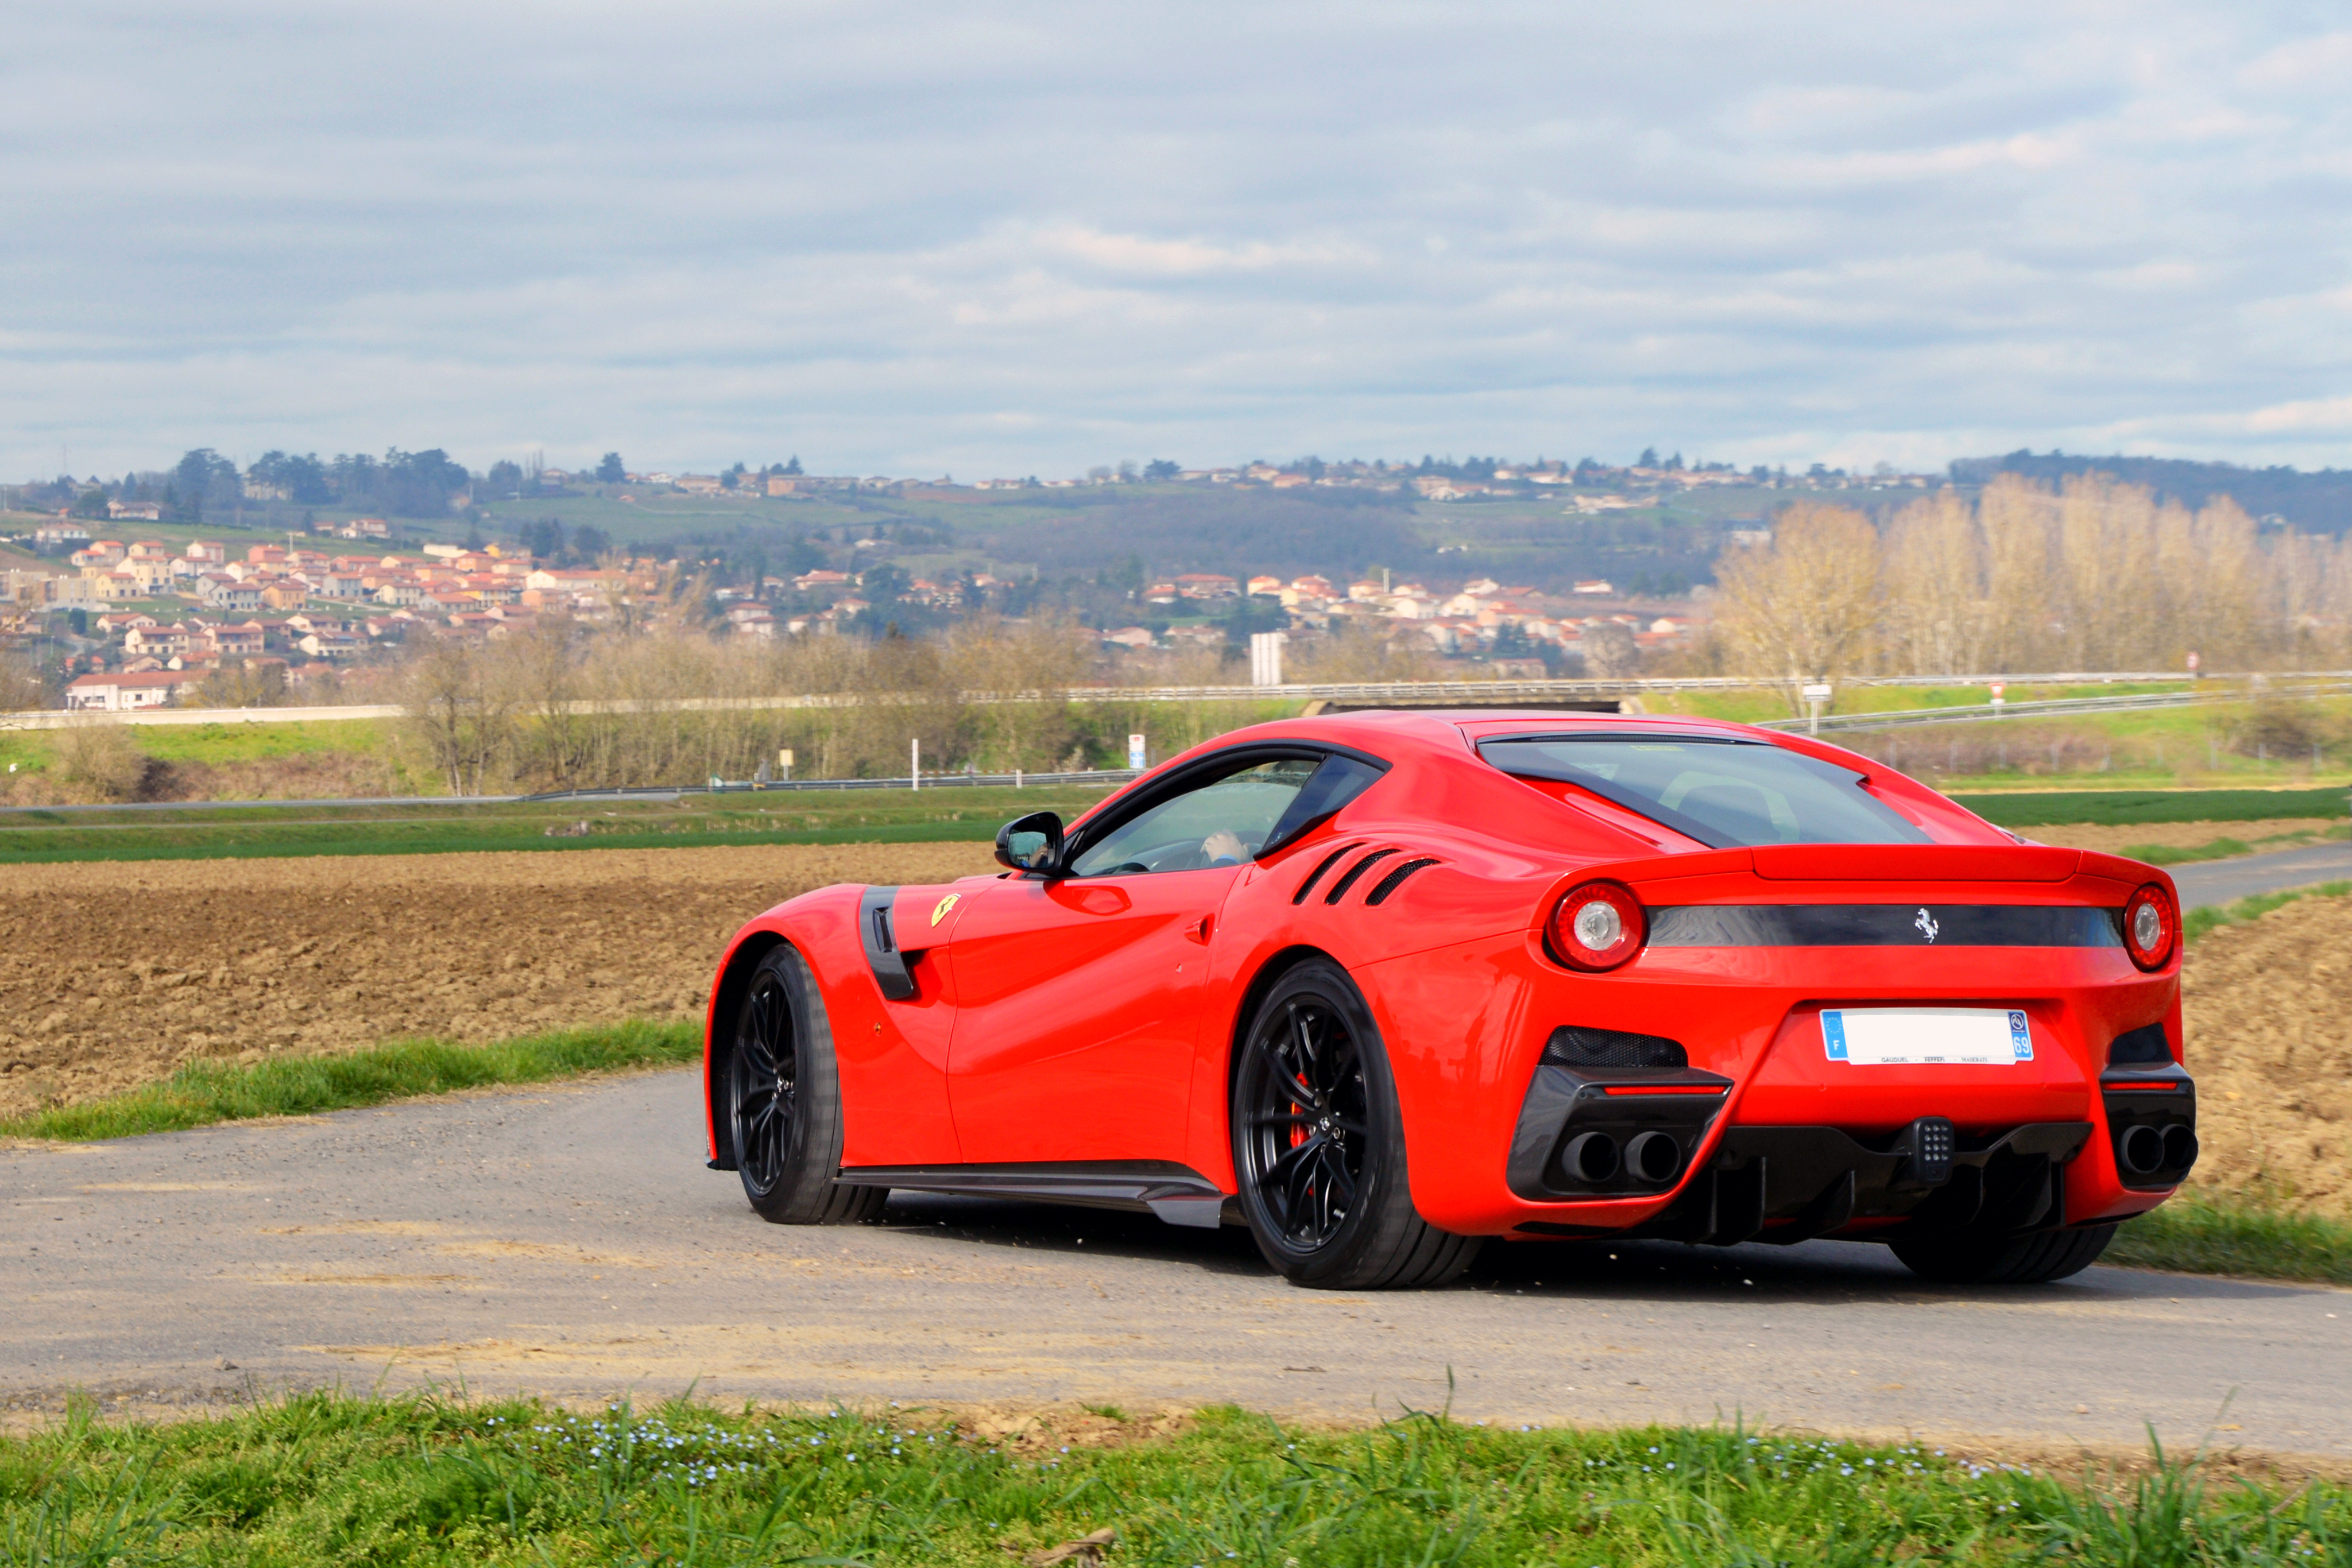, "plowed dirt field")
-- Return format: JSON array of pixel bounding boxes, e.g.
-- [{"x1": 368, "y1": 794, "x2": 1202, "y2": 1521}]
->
[
  {"x1": 3, "y1": 844, "x2": 2348, "y2": 1215},
  {"x1": 2178, "y1": 894, "x2": 2352, "y2": 1214},
  {"x1": 0, "y1": 843, "x2": 994, "y2": 1121}
]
